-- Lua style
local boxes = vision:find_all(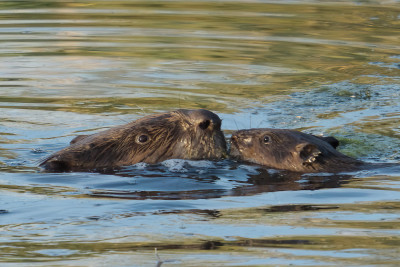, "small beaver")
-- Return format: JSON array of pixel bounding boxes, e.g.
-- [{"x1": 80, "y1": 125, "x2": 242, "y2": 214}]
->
[
  {"x1": 40, "y1": 109, "x2": 227, "y2": 172},
  {"x1": 230, "y1": 128, "x2": 364, "y2": 173}
]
